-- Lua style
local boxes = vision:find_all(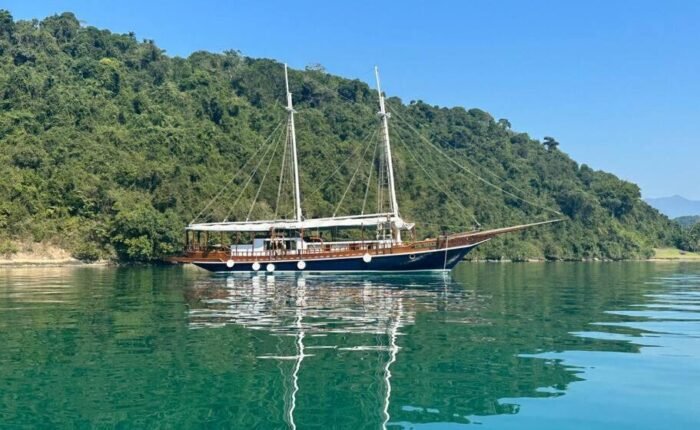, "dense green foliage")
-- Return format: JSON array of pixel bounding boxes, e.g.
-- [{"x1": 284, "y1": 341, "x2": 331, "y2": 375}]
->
[
  {"x1": 0, "y1": 11, "x2": 685, "y2": 261},
  {"x1": 675, "y1": 215, "x2": 700, "y2": 229},
  {"x1": 675, "y1": 218, "x2": 700, "y2": 252}
]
